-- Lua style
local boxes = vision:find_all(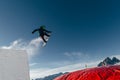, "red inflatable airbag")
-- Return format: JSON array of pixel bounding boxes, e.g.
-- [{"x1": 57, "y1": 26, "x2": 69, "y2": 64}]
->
[{"x1": 54, "y1": 65, "x2": 120, "y2": 80}]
